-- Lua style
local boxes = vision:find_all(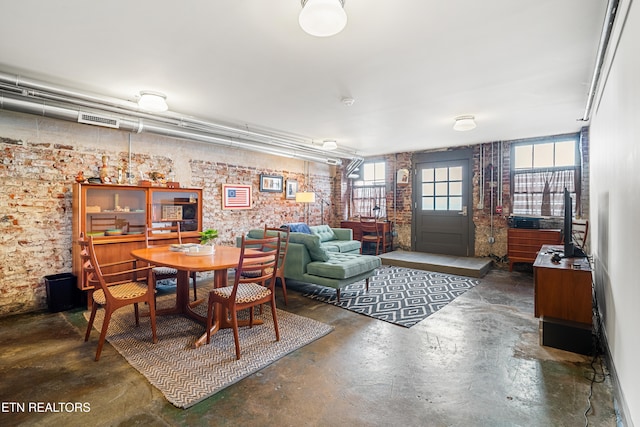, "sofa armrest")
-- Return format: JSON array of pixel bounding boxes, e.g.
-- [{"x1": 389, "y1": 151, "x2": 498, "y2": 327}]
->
[
  {"x1": 331, "y1": 228, "x2": 353, "y2": 241},
  {"x1": 283, "y1": 242, "x2": 312, "y2": 281}
]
